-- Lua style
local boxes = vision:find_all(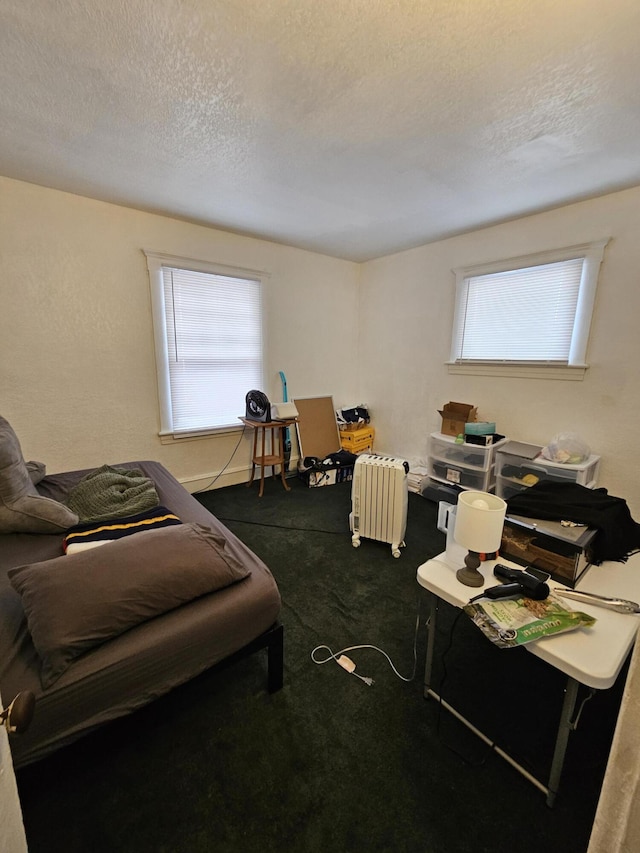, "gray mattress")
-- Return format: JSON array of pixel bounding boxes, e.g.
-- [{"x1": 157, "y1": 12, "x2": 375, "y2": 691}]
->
[{"x1": 0, "y1": 461, "x2": 281, "y2": 767}]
